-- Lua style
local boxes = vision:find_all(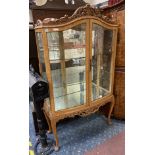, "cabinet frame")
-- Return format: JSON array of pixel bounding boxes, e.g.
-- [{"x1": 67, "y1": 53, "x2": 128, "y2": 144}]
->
[{"x1": 35, "y1": 4, "x2": 118, "y2": 150}]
